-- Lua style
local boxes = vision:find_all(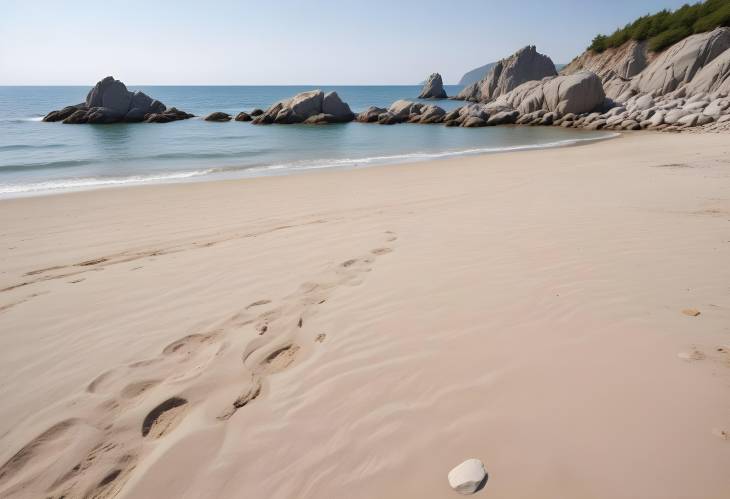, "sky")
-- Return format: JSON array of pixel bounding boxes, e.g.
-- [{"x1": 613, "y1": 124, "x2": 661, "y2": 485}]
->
[{"x1": 0, "y1": 0, "x2": 692, "y2": 85}]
